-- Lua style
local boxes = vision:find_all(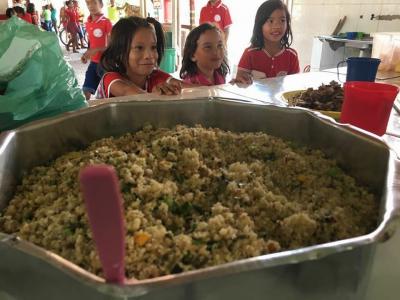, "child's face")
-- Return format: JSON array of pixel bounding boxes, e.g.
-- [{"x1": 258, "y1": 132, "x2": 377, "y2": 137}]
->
[
  {"x1": 85, "y1": 0, "x2": 103, "y2": 15},
  {"x1": 262, "y1": 9, "x2": 287, "y2": 44},
  {"x1": 128, "y1": 28, "x2": 158, "y2": 77},
  {"x1": 192, "y1": 29, "x2": 224, "y2": 72}
]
